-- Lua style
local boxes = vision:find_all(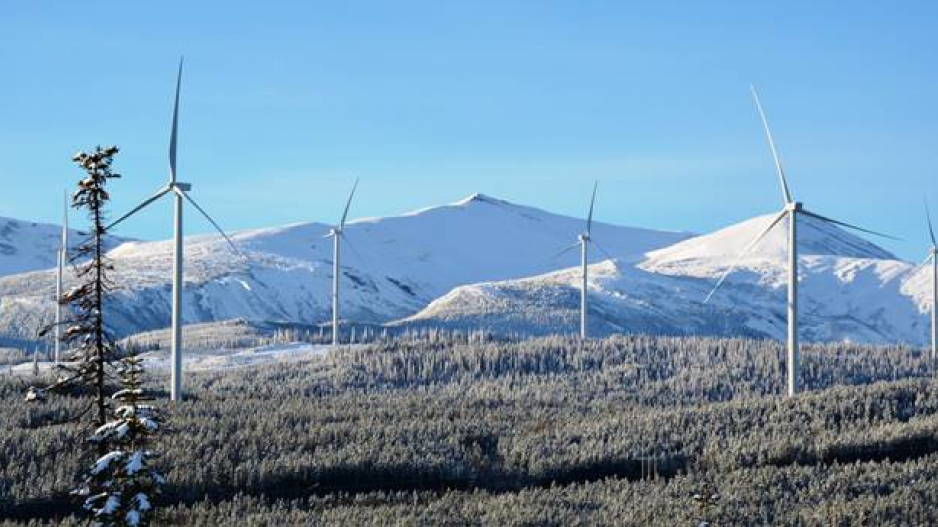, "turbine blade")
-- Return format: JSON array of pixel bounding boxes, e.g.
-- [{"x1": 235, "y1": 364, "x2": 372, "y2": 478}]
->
[
  {"x1": 590, "y1": 239, "x2": 620, "y2": 271},
  {"x1": 704, "y1": 210, "x2": 788, "y2": 304},
  {"x1": 552, "y1": 241, "x2": 581, "y2": 261},
  {"x1": 339, "y1": 178, "x2": 359, "y2": 229},
  {"x1": 175, "y1": 188, "x2": 244, "y2": 256},
  {"x1": 909, "y1": 253, "x2": 935, "y2": 276},
  {"x1": 106, "y1": 187, "x2": 171, "y2": 231},
  {"x1": 800, "y1": 209, "x2": 900, "y2": 241},
  {"x1": 169, "y1": 57, "x2": 184, "y2": 184},
  {"x1": 340, "y1": 232, "x2": 367, "y2": 266},
  {"x1": 925, "y1": 198, "x2": 936, "y2": 247},
  {"x1": 750, "y1": 85, "x2": 793, "y2": 205},
  {"x1": 586, "y1": 181, "x2": 598, "y2": 236}
]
